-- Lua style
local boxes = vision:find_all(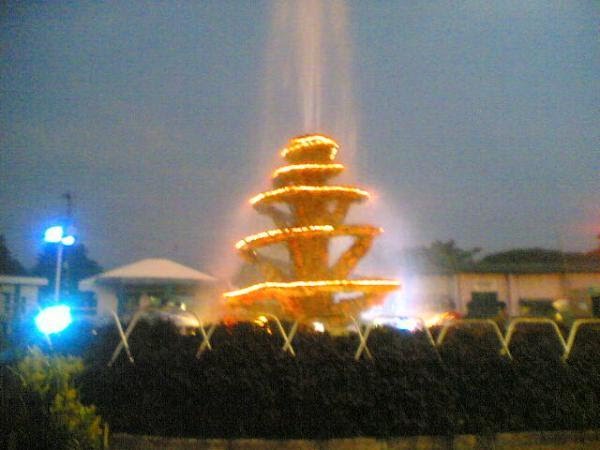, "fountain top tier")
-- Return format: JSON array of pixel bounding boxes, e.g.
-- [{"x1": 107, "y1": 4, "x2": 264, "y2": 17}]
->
[
  {"x1": 280, "y1": 134, "x2": 339, "y2": 163},
  {"x1": 252, "y1": 134, "x2": 369, "y2": 213}
]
